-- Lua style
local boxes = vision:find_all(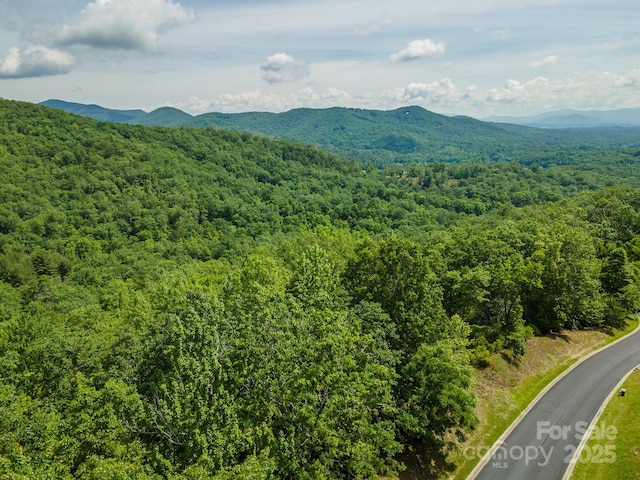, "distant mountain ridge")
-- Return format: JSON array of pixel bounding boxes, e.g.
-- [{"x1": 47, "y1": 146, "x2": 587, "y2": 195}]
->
[
  {"x1": 42, "y1": 99, "x2": 640, "y2": 129},
  {"x1": 134, "y1": 106, "x2": 194, "y2": 126},
  {"x1": 40, "y1": 99, "x2": 523, "y2": 163},
  {"x1": 40, "y1": 99, "x2": 640, "y2": 164},
  {"x1": 484, "y1": 108, "x2": 640, "y2": 128},
  {"x1": 40, "y1": 99, "x2": 147, "y2": 124}
]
